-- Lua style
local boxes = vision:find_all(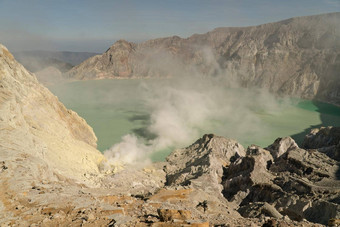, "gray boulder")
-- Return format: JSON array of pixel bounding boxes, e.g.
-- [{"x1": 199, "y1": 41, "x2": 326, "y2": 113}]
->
[
  {"x1": 222, "y1": 145, "x2": 277, "y2": 205},
  {"x1": 165, "y1": 134, "x2": 245, "y2": 196},
  {"x1": 266, "y1": 137, "x2": 299, "y2": 159}
]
